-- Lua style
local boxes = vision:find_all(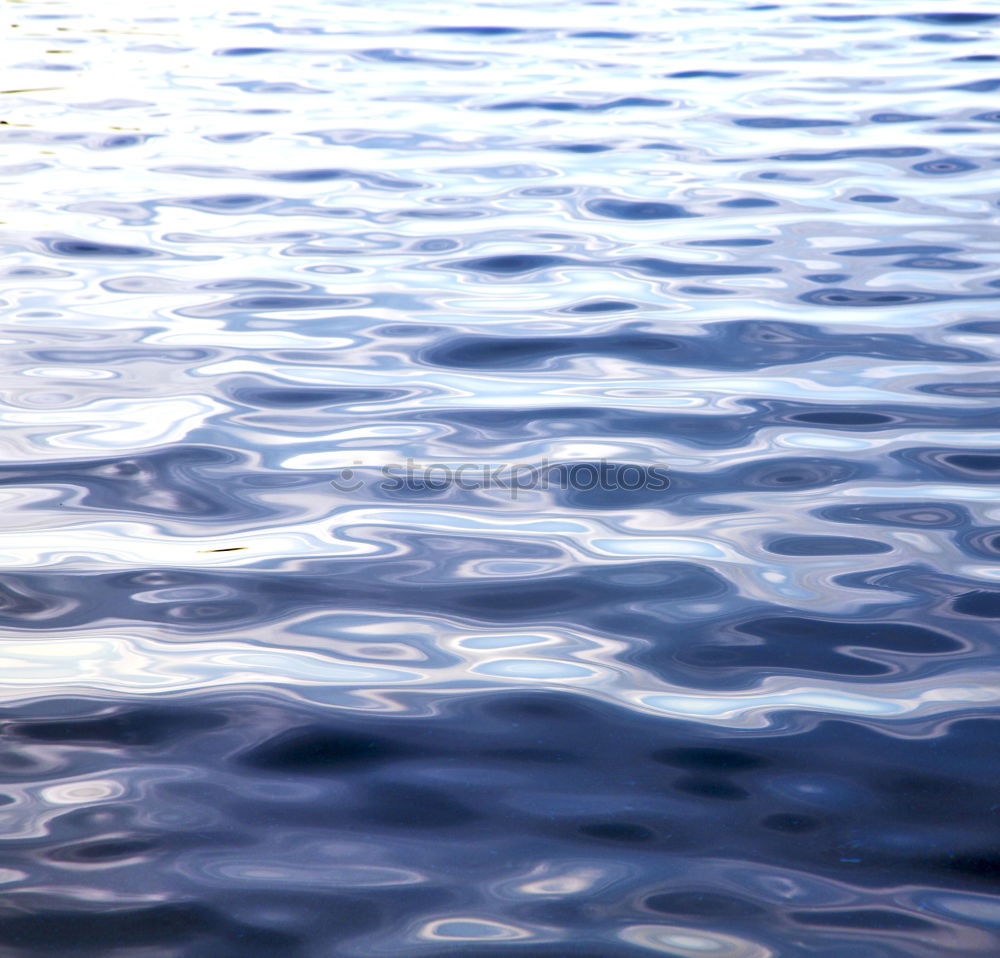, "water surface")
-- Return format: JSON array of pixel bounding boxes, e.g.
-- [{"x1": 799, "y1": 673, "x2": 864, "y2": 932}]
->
[{"x1": 3, "y1": 0, "x2": 1000, "y2": 954}]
